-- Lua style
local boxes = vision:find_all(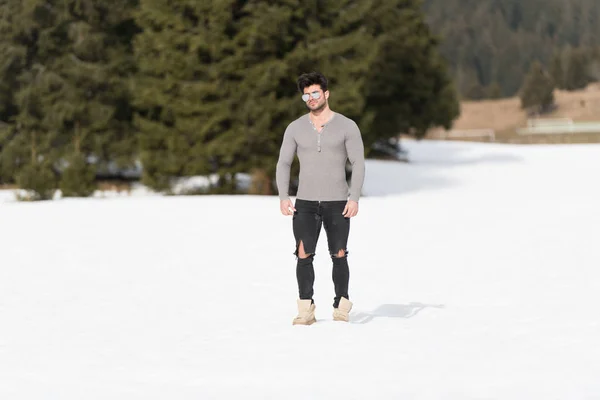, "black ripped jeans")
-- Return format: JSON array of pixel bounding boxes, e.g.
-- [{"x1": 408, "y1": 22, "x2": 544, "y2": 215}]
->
[{"x1": 292, "y1": 199, "x2": 351, "y2": 308}]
